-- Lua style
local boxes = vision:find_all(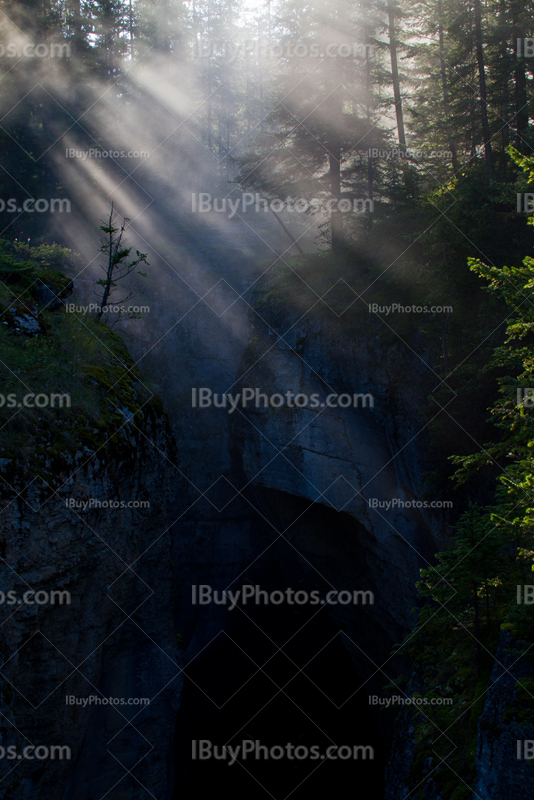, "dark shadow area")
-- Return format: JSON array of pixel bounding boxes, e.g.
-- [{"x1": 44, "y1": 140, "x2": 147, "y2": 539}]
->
[
  {"x1": 173, "y1": 489, "x2": 391, "y2": 799},
  {"x1": 174, "y1": 601, "x2": 386, "y2": 799}
]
